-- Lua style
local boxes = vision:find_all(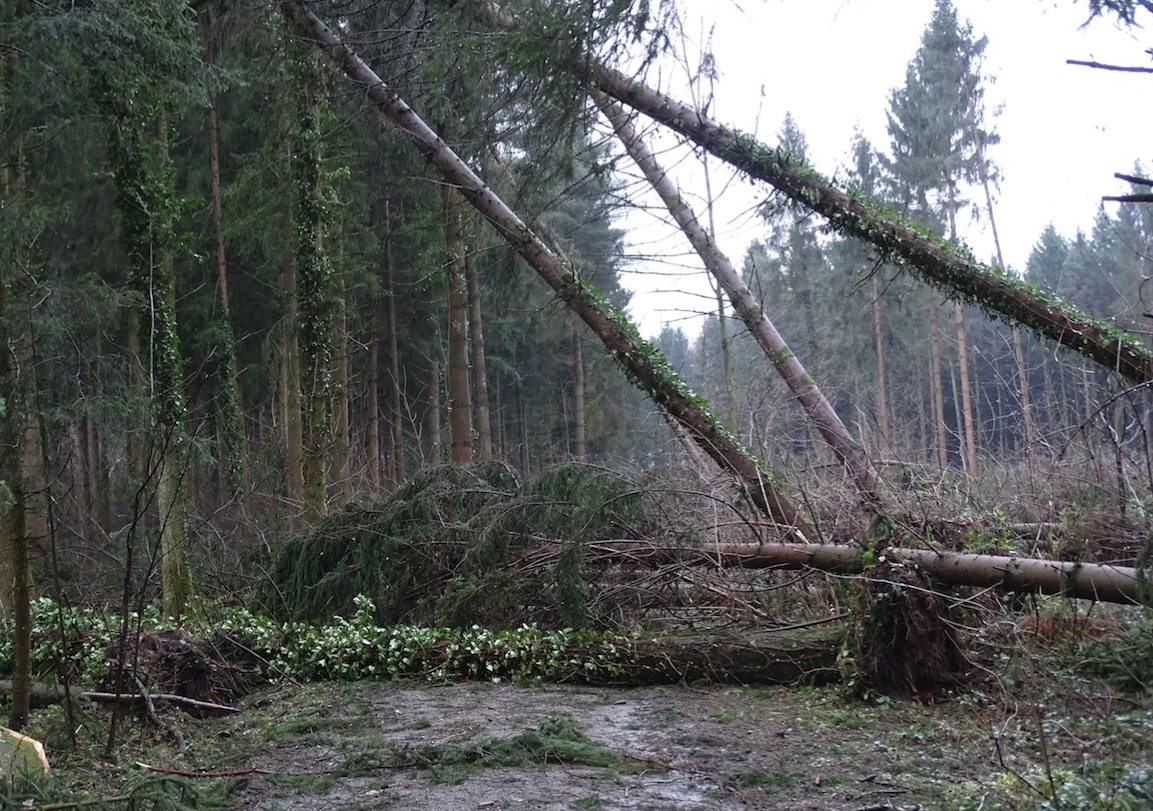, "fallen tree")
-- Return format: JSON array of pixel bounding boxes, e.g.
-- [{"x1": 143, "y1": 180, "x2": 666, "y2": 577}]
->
[
  {"x1": 571, "y1": 541, "x2": 1148, "y2": 605},
  {"x1": 591, "y1": 89, "x2": 881, "y2": 502},
  {"x1": 580, "y1": 59, "x2": 1153, "y2": 384},
  {"x1": 463, "y1": 0, "x2": 1153, "y2": 384},
  {"x1": 280, "y1": 2, "x2": 813, "y2": 539}
]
